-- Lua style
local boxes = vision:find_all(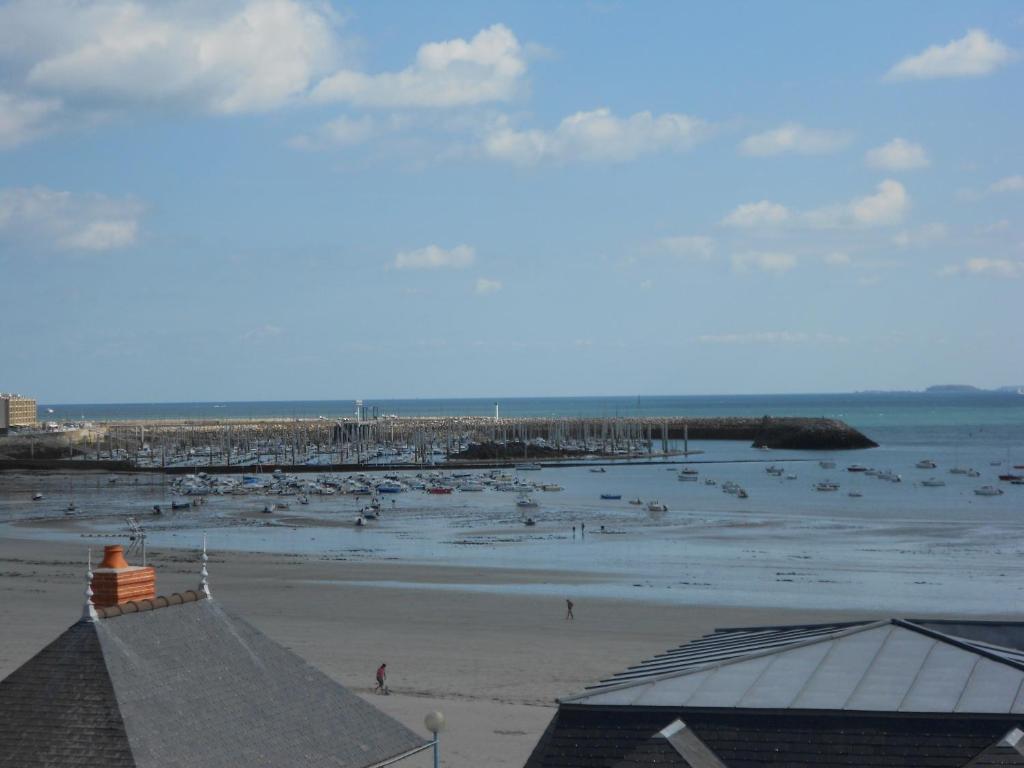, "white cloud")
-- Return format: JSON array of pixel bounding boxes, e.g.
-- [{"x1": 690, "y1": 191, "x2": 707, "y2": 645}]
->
[
  {"x1": 59, "y1": 219, "x2": 138, "y2": 250},
  {"x1": 739, "y1": 123, "x2": 851, "y2": 156},
  {"x1": 394, "y1": 244, "x2": 475, "y2": 270},
  {"x1": 801, "y1": 180, "x2": 910, "y2": 228},
  {"x1": 484, "y1": 108, "x2": 711, "y2": 164},
  {"x1": 0, "y1": 186, "x2": 142, "y2": 252},
  {"x1": 0, "y1": 0, "x2": 340, "y2": 114},
  {"x1": 242, "y1": 324, "x2": 283, "y2": 341},
  {"x1": 474, "y1": 277, "x2": 502, "y2": 295},
  {"x1": 288, "y1": 115, "x2": 374, "y2": 150},
  {"x1": 939, "y1": 258, "x2": 1024, "y2": 278},
  {"x1": 849, "y1": 180, "x2": 909, "y2": 226},
  {"x1": 966, "y1": 258, "x2": 1022, "y2": 277},
  {"x1": 313, "y1": 24, "x2": 525, "y2": 108},
  {"x1": 722, "y1": 201, "x2": 790, "y2": 228},
  {"x1": 730, "y1": 251, "x2": 797, "y2": 273},
  {"x1": 0, "y1": 91, "x2": 61, "y2": 149},
  {"x1": 698, "y1": 331, "x2": 847, "y2": 344},
  {"x1": 893, "y1": 222, "x2": 947, "y2": 248},
  {"x1": 657, "y1": 235, "x2": 715, "y2": 260},
  {"x1": 865, "y1": 138, "x2": 930, "y2": 170},
  {"x1": 822, "y1": 251, "x2": 851, "y2": 266},
  {"x1": 990, "y1": 175, "x2": 1024, "y2": 193},
  {"x1": 886, "y1": 29, "x2": 1016, "y2": 80}
]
